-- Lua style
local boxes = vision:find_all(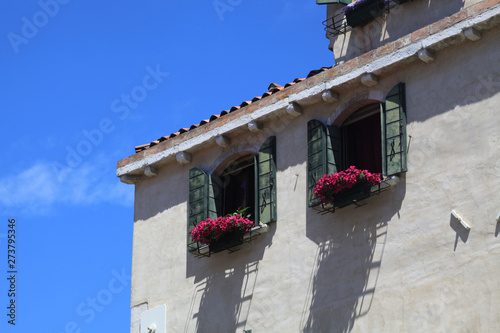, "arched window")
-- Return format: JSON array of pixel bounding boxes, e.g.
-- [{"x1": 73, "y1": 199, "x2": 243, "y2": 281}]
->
[
  {"x1": 307, "y1": 83, "x2": 407, "y2": 207},
  {"x1": 188, "y1": 136, "x2": 277, "y2": 252}
]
